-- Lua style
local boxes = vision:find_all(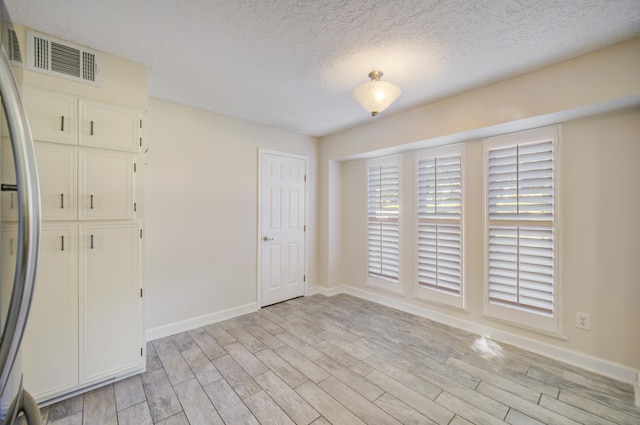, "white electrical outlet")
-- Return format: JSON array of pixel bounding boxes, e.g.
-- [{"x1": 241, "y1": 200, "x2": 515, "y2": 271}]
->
[{"x1": 576, "y1": 312, "x2": 591, "y2": 330}]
